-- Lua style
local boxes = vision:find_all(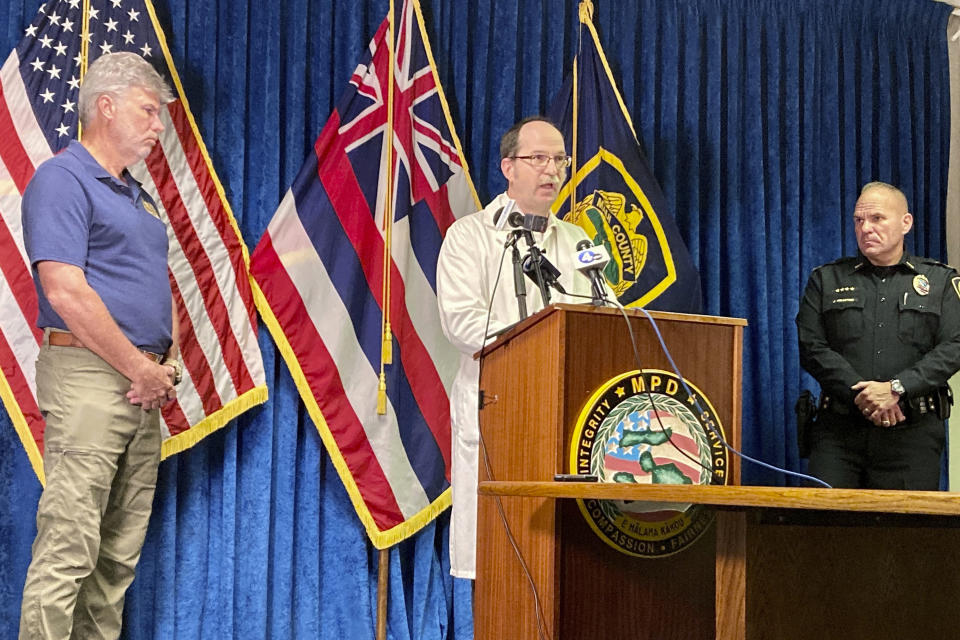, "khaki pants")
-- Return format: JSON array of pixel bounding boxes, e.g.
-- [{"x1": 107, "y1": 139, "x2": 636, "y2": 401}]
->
[{"x1": 19, "y1": 341, "x2": 160, "y2": 640}]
